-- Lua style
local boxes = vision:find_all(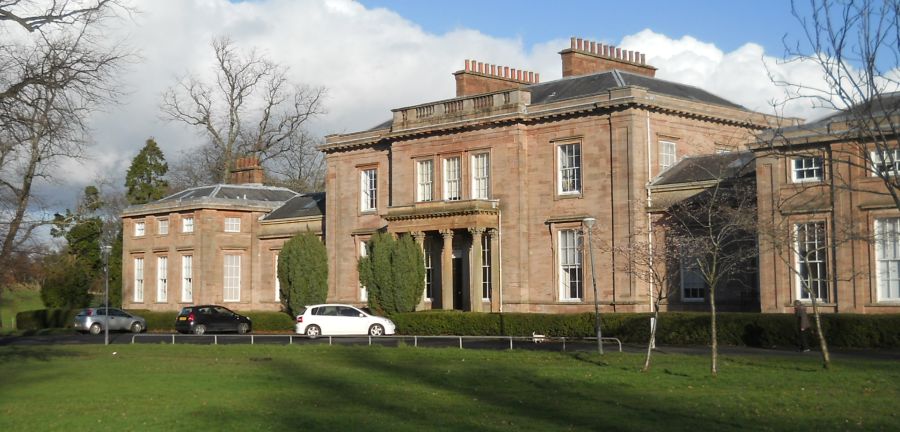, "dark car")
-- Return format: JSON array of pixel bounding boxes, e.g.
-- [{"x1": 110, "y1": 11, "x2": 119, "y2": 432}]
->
[{"x1": 175, "y1": 305, "x2": 252, "y2": 335}]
